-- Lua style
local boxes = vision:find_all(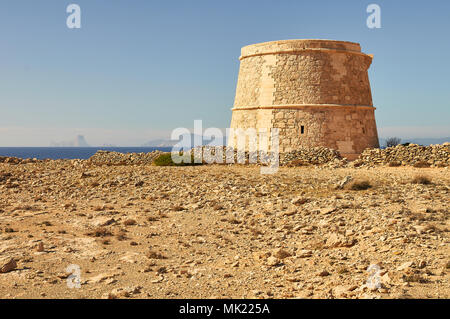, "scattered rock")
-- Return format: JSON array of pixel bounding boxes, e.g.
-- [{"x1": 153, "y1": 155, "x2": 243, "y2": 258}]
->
[
  {"x1": 266, "y1": 256, "x2": 280, "y2": 267},
  {"x1": 273, "y1": 248, "x2": 291, "y2": 259},
  {"x1": 325, "y1": 233, "x2": 356, "y2": 248},
  {"x1": 36, "y1": 242, "x2": 44, "y2": 252},
  {"x1": 397, "y1": 261, "x2": 414, "y2": 271},
  {"x1": 0, "y1": 258, "x2": 17, "y2": 273}
]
